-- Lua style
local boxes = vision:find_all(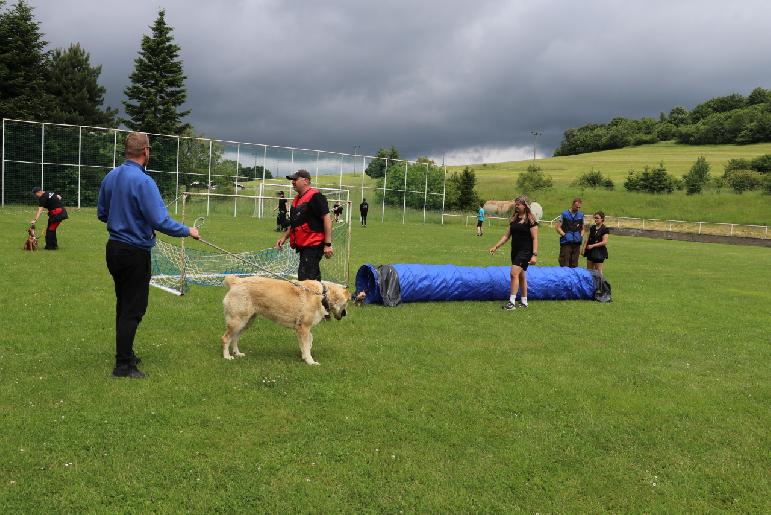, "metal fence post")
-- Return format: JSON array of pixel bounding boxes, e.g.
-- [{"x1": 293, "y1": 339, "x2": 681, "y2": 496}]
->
[
  {"x1": 402, "y1": 161, "x2": 407, "y2": 224},
  {"x1": 77, "y1": 126, "x2": 82, "y2": 209},
  {"x1": 206, "y1": 139, "x2": 212, "y2": 216},
  {"x1": 40, "y1": 123, "x2": 45, "y2": 189},
  {"x1": 234, "y1": 142, "x2": 240, "y2": 217},
  {"x1": 423, "y1": 163, "x2": 428, "y2": 223},
  {"x1": 440, "y1": 163, "x2": 447, "y2": 225},
  {"x1": 2, "y1": 118, "x2": 6, "y2": 206},
  {"x1": 174, "y1": 136, "x2": 180, "y2": 214},
  {"x1": 381, "y1": 158, "x2": 387, "y2": 223}
]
